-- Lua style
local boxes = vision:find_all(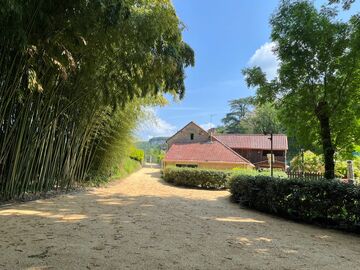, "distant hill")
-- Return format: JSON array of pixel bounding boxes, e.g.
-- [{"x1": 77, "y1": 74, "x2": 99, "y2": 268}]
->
[
  {"x1": 136, "y1": 137, "x2": 168, "y2": 163},
  {"x1": 136, "y1": 136, "x2": 168, "y2": 151}
]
